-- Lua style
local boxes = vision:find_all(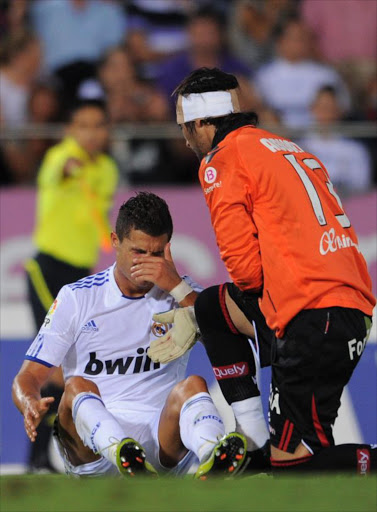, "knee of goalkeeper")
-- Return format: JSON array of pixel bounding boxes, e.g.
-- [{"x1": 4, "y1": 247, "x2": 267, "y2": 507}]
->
[{"x1": 147, "y1": 306, "x2": 201, "y2": 364}]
